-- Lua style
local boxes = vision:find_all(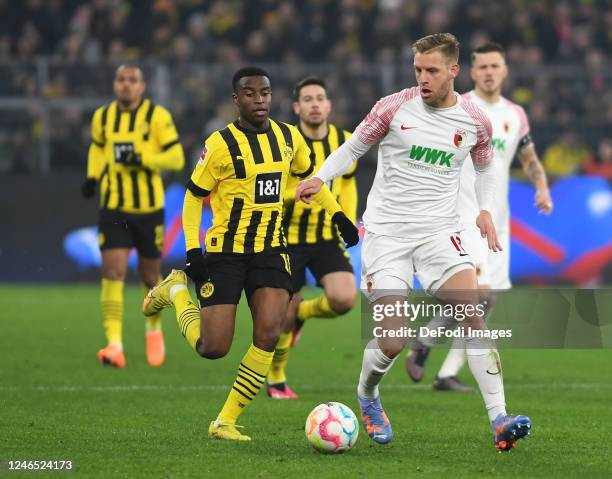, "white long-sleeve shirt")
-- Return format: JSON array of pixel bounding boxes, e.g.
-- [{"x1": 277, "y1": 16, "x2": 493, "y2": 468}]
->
[{"x1": 314, "y1": 86, "x2": 495, "y2": 239}]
